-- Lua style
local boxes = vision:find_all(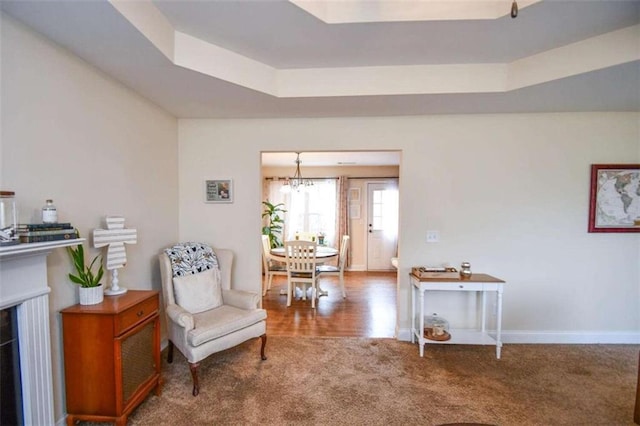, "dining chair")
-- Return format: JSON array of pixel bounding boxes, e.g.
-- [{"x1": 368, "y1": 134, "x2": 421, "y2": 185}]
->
[
  {"x1": 284, "y1": 240, "x2": 323, "y2": 308},
  {"x1": 261, "y1": 235, "x2": 287, "y2": 296},
  {"x1": 317, "y1": 235, "x2": 350, "y2": 298}
]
